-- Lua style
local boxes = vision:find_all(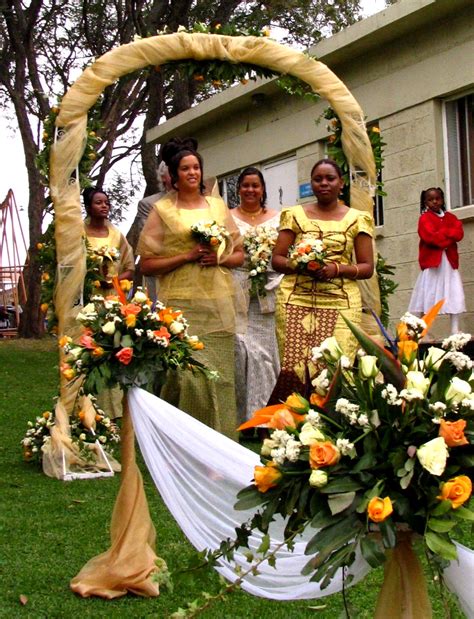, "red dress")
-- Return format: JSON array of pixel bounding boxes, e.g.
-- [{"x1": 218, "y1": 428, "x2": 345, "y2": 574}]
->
[{"x1": 409, "y1": 210, "x2": 465, "y2": 315}]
